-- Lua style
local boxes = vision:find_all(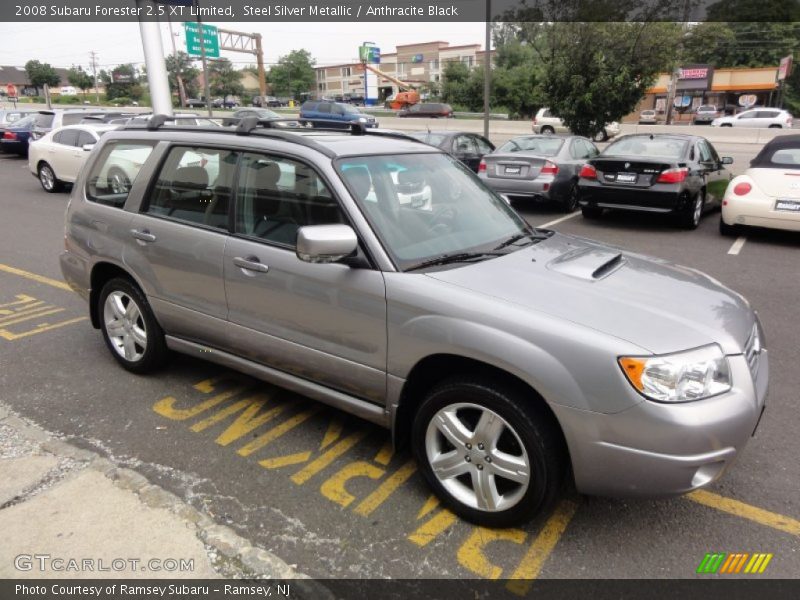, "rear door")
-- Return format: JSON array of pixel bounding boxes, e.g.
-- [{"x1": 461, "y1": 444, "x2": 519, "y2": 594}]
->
[
  {"x1": 697, "y1": 139, "x2": 729, "y2": 205},
  {"x1": 50, "y1": 129, "x2": 85, "y2": 181},
  {"x1": 452, "y1": 134, "x2": 480, "y2": 171}
]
